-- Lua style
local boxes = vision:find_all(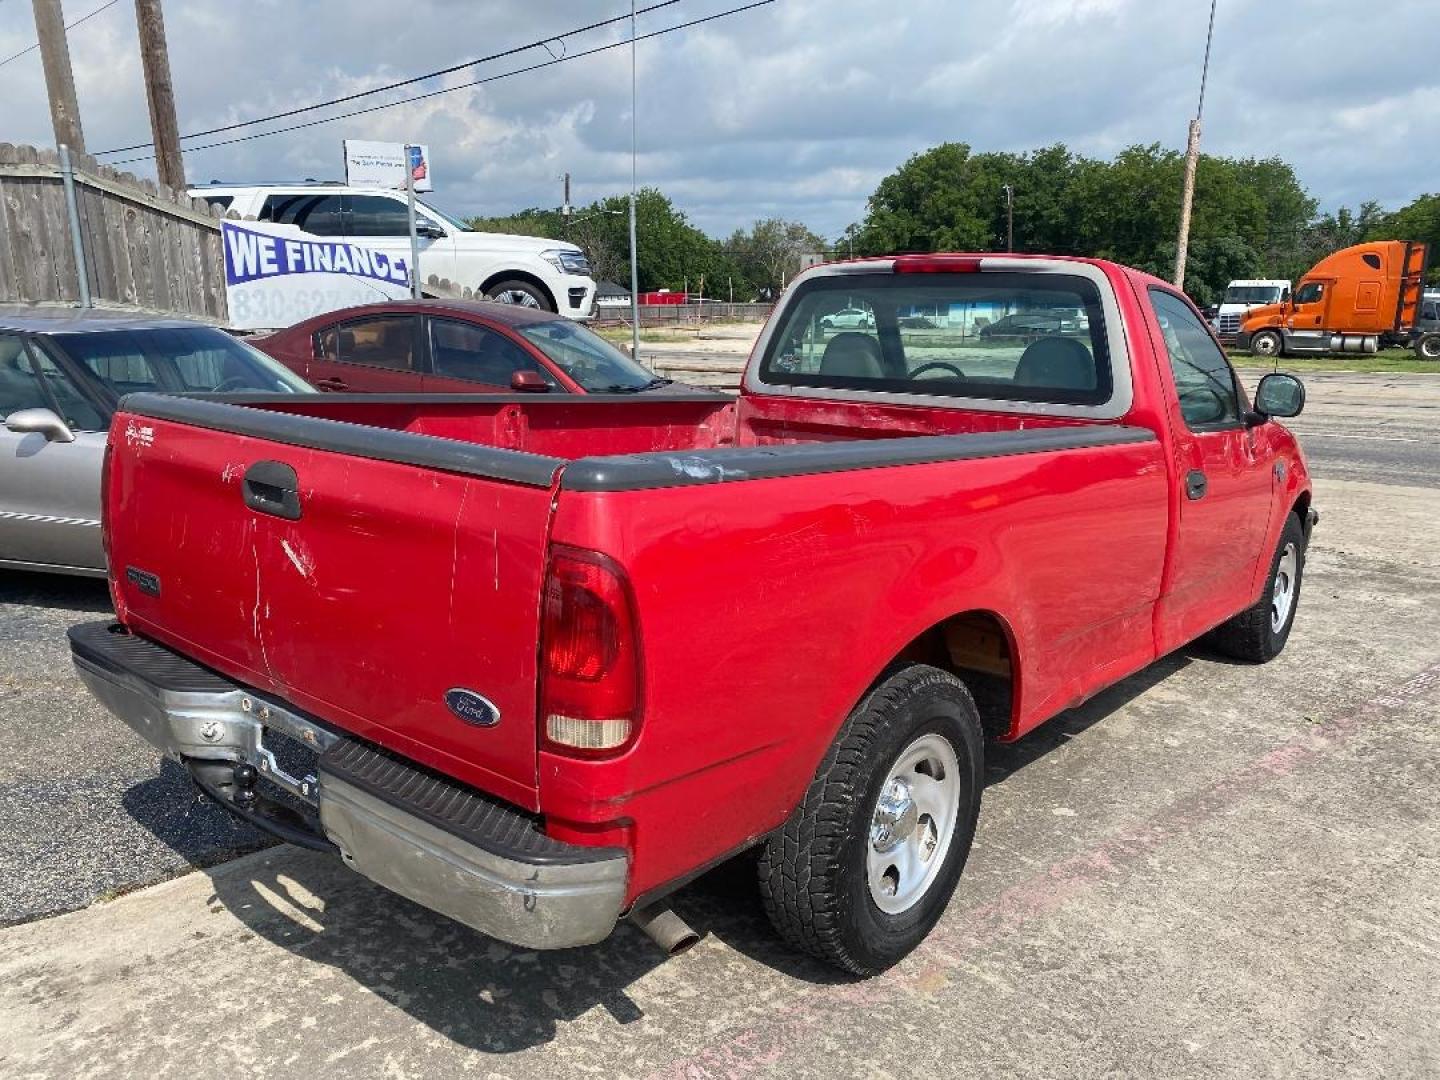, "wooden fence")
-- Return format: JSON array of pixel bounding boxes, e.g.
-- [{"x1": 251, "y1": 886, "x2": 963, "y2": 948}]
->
[{"x1": 0, "y1": 142, "x2": 227, "y2": 321}]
